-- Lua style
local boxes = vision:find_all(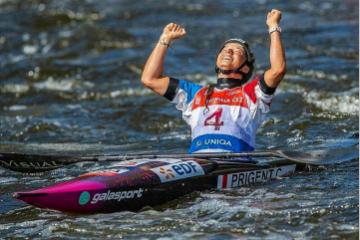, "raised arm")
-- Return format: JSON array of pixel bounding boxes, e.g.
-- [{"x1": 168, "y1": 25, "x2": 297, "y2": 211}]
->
[
  {"x1": 141, "y1": 23, "x2": 186, "y2": 95},
  {"x1": 264, "y1": 9, "x2": 286, "y2": 88}
]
